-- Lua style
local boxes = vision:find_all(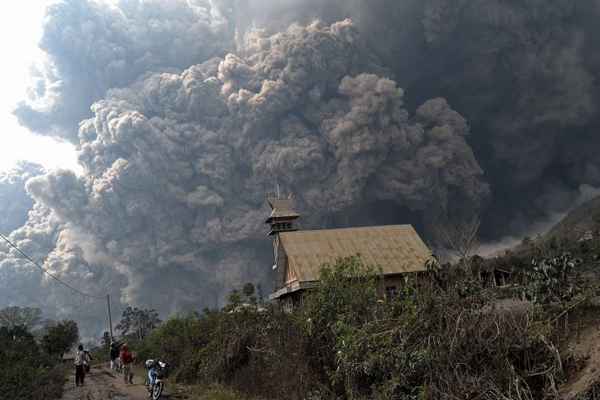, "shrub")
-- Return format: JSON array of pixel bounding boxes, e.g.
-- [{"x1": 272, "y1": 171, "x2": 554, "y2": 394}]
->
[
  {"x1": 302, "y1": 257, "x2": 573, "y2": 399},
  {"x1": 0, "y1": 325, "x2": 66, "y2": 400},
  {"x1": 136, "y1": 312, "x2": 205, "y2": 371},
  {"x1": 133, "y1": 253, "x2": 595, "y2": 400}
]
